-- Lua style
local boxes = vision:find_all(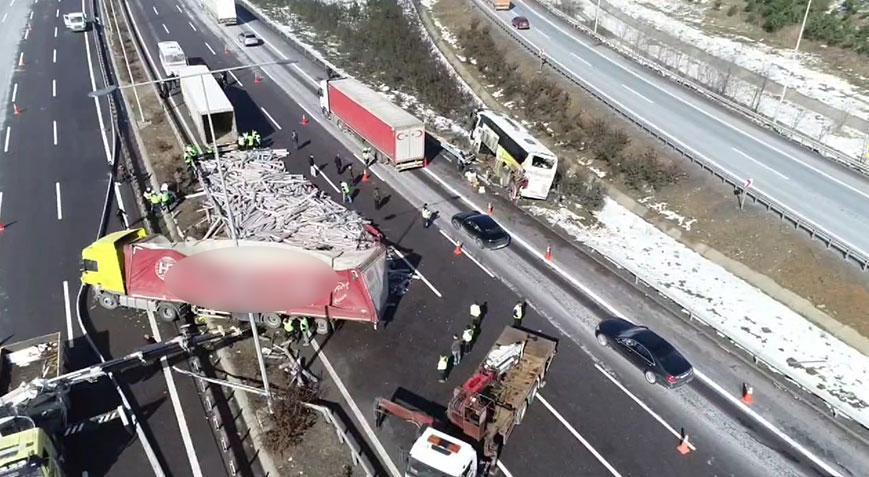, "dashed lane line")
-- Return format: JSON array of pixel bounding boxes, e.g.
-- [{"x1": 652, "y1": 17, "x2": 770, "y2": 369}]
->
[
  {"x1": 437, "y1": 229, "x2": 495, "y2": 278},
  {"x1": 260, "y1": 107, "x2": 282, "y2": 130},
  {"x1": 538, "y1": 395, "x2": 623, "y2": 476},
  {"x1": 54, "y1": 182, "x2": 62, "y2": 220}
]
